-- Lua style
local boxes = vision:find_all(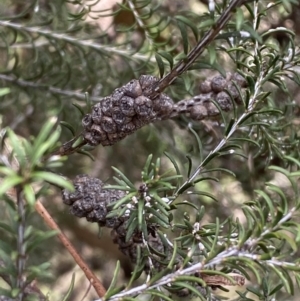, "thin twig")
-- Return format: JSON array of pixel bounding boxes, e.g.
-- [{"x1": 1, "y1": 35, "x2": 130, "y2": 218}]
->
[
  {"x1": 0, "y1": 74, "x2": 103, "y2": 102},
  {"x1": 16, "y1": 187, "x2": 26, "y2": 301},
  {"x1": 0, "y1": 21, "x2": 155, "y2": 63},
  {"x1": 127, "y1": 0, "x2": 154, "y2": 47},
  {"x1": 175, "y1": 60, "x2": 265, "y2": 195},
  {"x1": 47, "y1": 134, "x2": 87, "y2": 158},
  {"x1": 146, "y1": 0, "x2": 244, "y2": 98},
  {"x1": 34, "y1": 201, "x2": 107, "y2": 298}
]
